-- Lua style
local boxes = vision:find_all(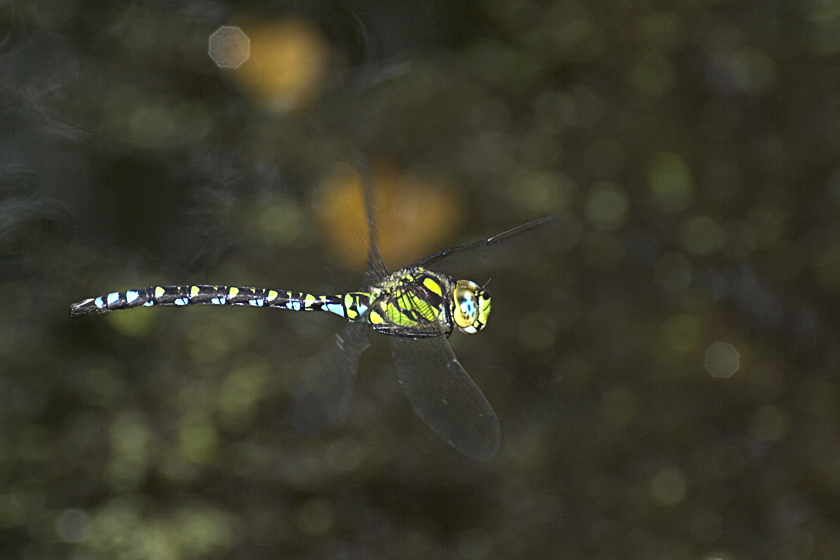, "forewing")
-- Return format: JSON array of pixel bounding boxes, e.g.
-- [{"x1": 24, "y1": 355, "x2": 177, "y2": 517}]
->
[
  {"x1": 414, "y1": 214, "x2": 564, "y2": 279},
  {"x1": 390, "y1": 336, "x2": 500, "y2": 460},
  {"x1": 287, "y1": 322, "x2": 371, "y2": 434},
  {"x1": 357, "y1": 152, "x2": 389, "y2": 282}
]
